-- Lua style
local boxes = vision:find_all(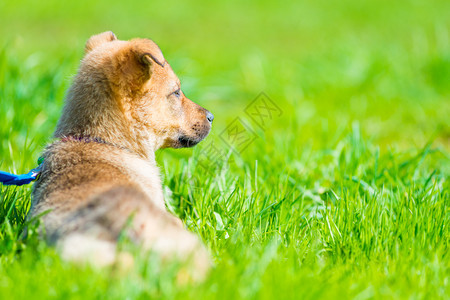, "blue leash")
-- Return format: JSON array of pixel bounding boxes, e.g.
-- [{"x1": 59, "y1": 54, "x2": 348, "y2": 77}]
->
[{"x1": 0, "y1": 158, "x2": 43, "y2": 186}]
